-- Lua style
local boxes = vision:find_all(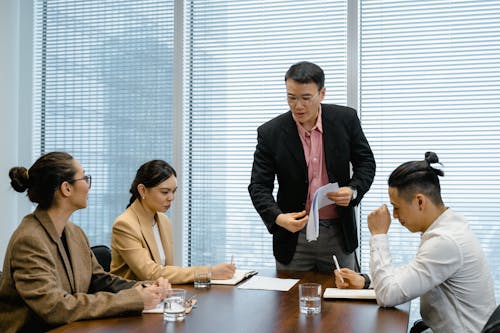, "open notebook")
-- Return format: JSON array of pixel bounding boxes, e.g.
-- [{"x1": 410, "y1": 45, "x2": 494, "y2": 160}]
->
[
  {"x1": 323, "y1": 288, "x2": 376, "y2": 300},
  {"x1": 211, "y1": 269, "x2": 258, "y2": 285}
]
